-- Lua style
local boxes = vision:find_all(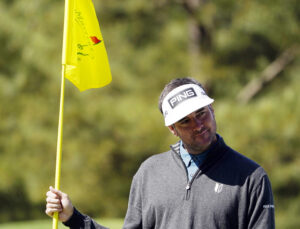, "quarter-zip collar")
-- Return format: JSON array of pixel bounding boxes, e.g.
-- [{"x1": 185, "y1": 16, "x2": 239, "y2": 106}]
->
[
  {"x1": 170, "y1": 134, "x2": 229, "y2": 199},
  {"x1": 171, "y1": 134, "x2": 228, "y2": 171},
  {"x1": 179, "y1": 141, "x2": 209, "y2": 181}
]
